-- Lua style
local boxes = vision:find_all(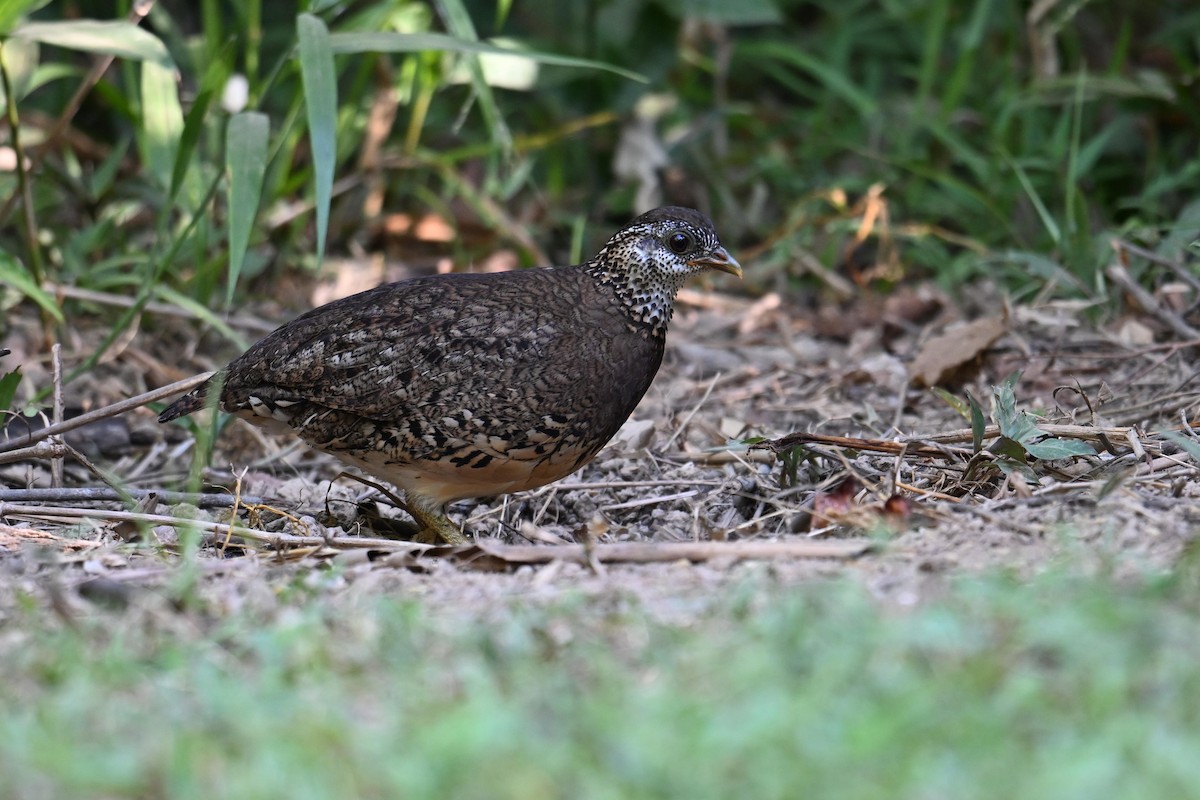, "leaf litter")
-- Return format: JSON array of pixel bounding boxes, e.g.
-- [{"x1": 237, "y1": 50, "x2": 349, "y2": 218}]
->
[{"x1": 2, "y1": 268, "x2": 1199, "y2": 623}]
